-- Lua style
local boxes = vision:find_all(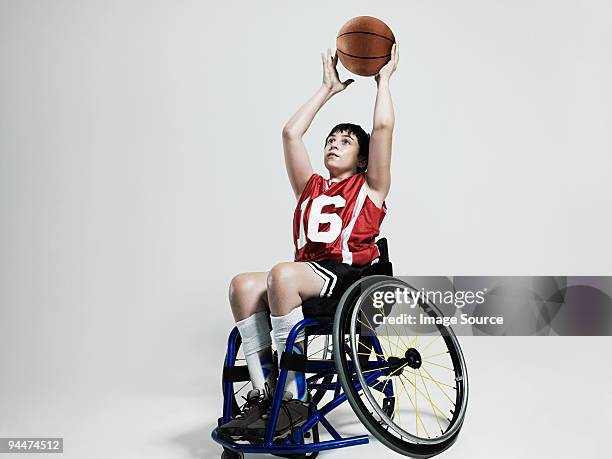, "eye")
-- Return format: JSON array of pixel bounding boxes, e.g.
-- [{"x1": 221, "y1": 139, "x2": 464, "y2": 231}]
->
[
  {"x1": 342, "y1": 139, "x2": 349, "y2": 145},
  {"x1": 327, "y1": 138, "x2": 333, "y2": 144}
]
